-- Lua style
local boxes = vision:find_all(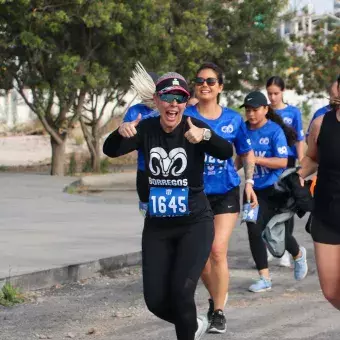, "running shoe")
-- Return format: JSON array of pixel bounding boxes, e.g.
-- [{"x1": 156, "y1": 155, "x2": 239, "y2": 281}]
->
[
  {"x1": 267, "y1": 248, "x2": 274, "y2": 262},
  {"x1": 207, "y1": 298, "x2": 214, "y2": 323},
  {"x1": 195, "y1": 315, "x2": 209, "y2": 340},
  {"x1": 207, "y1": 309, "x2": 227, "y2": 334},
  {"x1": 279, "y1": 250, "x2": 292, "y2": 268},
  {"x1": 249, "y1": 276, "x2": 272, "y2": 293},
  {"x1": 294, "y1": 246, "x2": 308, "y2": 281}
]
